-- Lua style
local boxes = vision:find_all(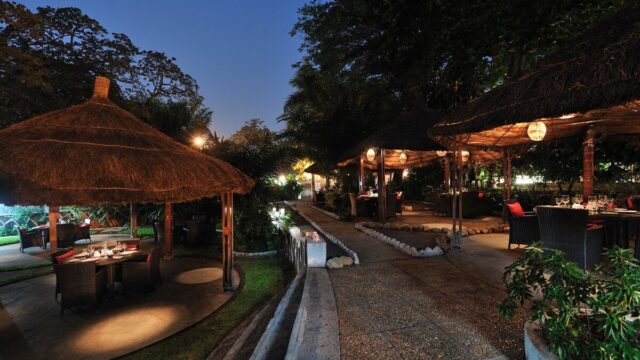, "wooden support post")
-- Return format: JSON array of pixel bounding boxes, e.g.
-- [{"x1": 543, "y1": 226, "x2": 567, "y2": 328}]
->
[
  {"x1": 451, "y1": 147, "x2": 459, "y2": 248},
  {"x1": 163, "y1": 202, "x2": 173, "y2": 259},
  {"x1": 503, "y1": 149, "x2": 512, "y2": 222},
  {"x1": 443, "y1": 156, "x2": 450, "y2": 193},
  {"x1": 377, "y1": 149, "x2": 386, "y2": 223},
  {"x1": 311, "y1": 174, "x2": 316, "y2": 202},
  {"x1": 48, "y1": 206, "x2": 59, "y2": 250},
  {"x1": 456, "y1": 144, "x2": 463, "y2": 248},
  {"x1": 222, "y1": 192, "x2": 234, "y2": 291},
  {"x1": 583, "y1": 129, "x2": 595, "y2": 199},
  {"x1": 130, "y1": 202, "x2": 138, "y2": 238},
  {"x1": 359, "y1": 156, "x2": 365, "y2": 193}
]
